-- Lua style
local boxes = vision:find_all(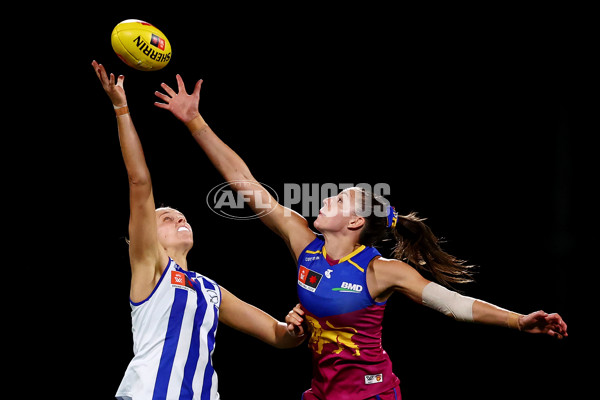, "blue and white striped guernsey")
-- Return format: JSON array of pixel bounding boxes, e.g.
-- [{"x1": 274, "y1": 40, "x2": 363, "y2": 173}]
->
[{"x1": 116, "y1": 258, "x2": 221, "y2": 400}]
